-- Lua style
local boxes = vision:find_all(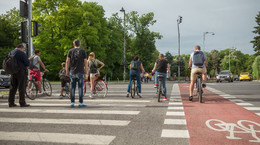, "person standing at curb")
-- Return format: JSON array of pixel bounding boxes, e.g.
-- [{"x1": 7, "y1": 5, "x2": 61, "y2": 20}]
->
[{"x1": 66, "y1": 39, "x2": 88, "y2": 108}]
